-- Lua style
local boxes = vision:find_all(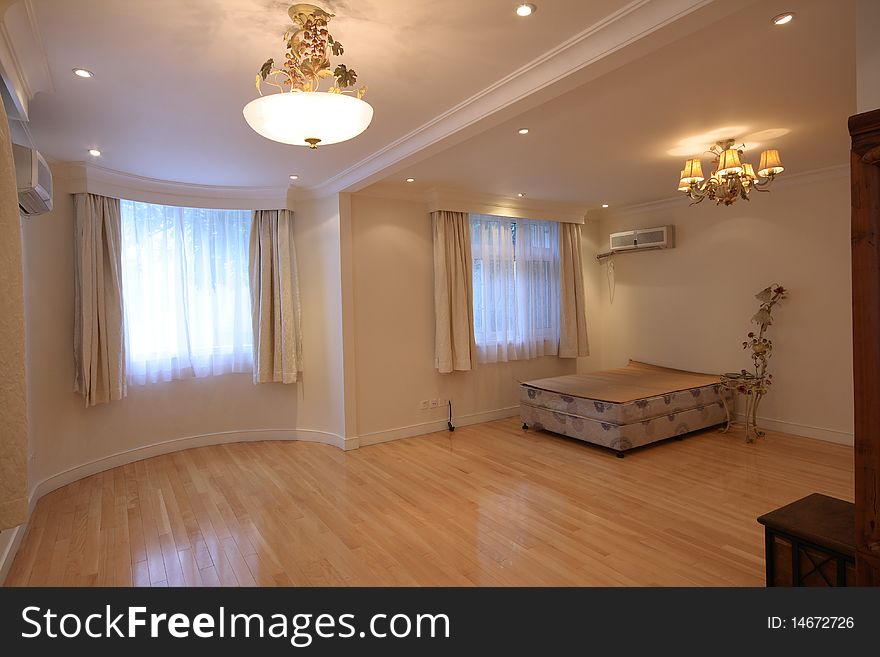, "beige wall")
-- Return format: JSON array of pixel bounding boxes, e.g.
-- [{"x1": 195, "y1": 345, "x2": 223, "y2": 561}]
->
[
  {"x1": 591, "y1": 173, "x2": 853, "y2": 443},
  {"x1": 350, "y1": 194, "x2": 578, "y2": 443},
  {"x1": 20, "y1": 170, "x2": 350, "y2": 497},
  {"x1": 857, "y1": 0, "x2": 880, "y2": 113}
]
